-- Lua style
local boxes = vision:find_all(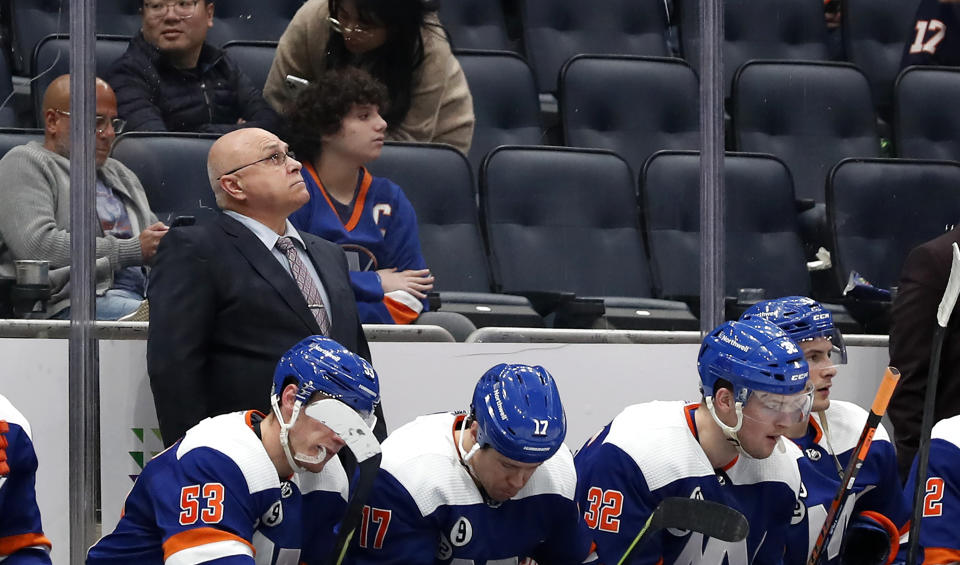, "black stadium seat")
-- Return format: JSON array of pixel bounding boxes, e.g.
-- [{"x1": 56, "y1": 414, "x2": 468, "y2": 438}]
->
[
  {"x1": 206, "y1": 0, "x2": 304, "y2": 46},
  {"x1": 9, "y1": 0, "x2": 141, "y2": 75},
  {"x1": 480, "y1": 145, "x2": 697, "y2": 329},
  {"x1": 439, "y1": 0, "x2": 514, "y2": 52},
  {"x1": 828, "y1": 158, "x2": 960, "y2": 294},
  {"x1": 560, "y1": 55, "x2": 699, "y2": 175},
  {"x1": 31, "y1": 35, "x2": 131, "y2": 127},
  {"x1": 0, "y1": 129, "x2": 44, "y2": 160},
  {"x1": 520, "y1": 0, "x2": 670, "y2": 93},
  {"x1": 842, "y1": 0, "x2": 921, "y2": 117},
  {"x1": 456, "y1": 50, "x2": 542, "y2": 177},
  {"x1": 367, "y1": 142, "x2": 543, "y2": 327},
  {"x1": 640, "y1": 151, "x2": 811, "y2": 306},
  {"x1": 895, "y1": 66, "x2": 960, "y2": 161},
  {"x1": 733, "y1": 61, "x2": 879, "y2": 256},
  {"x1": 222, "y1": 41, "x2": 279, "y2": 93},
  {"x1": 678, "y1": 0, "x2": 830, "y2": 98},
  {"x1": 111, "y1": 132, "x2": 220, "y2": 223}
]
